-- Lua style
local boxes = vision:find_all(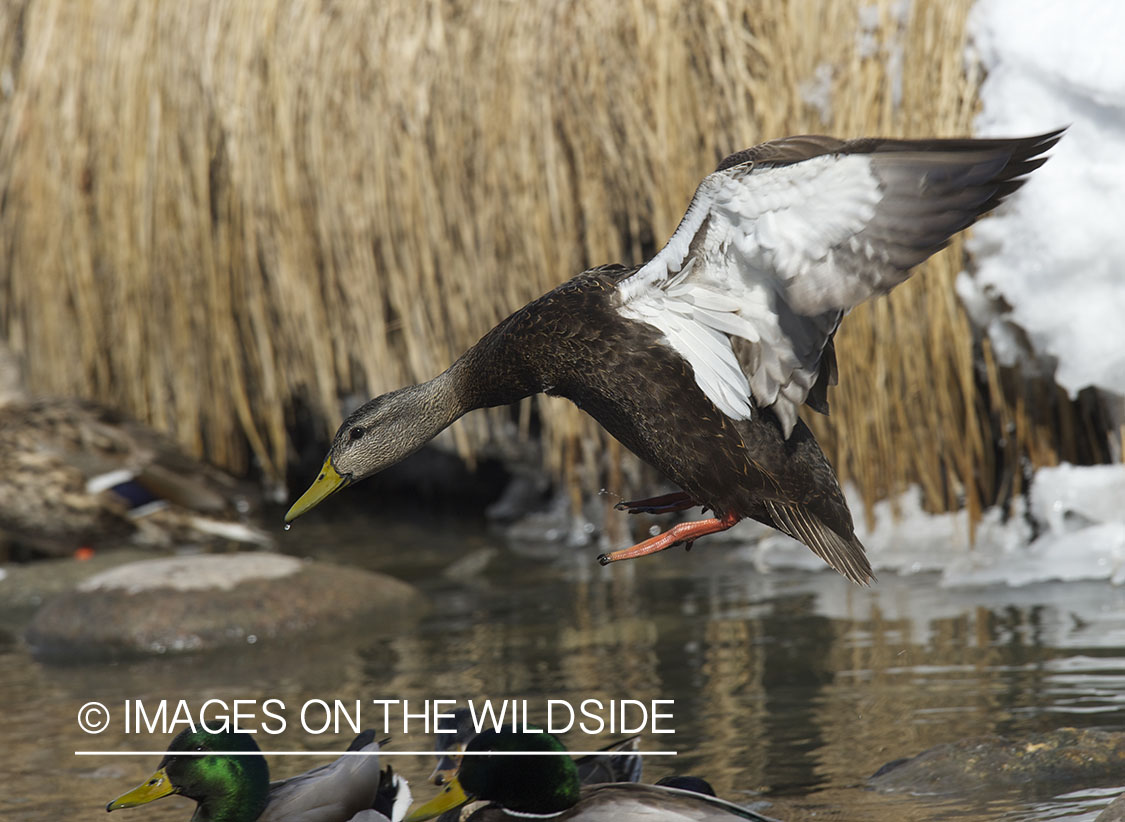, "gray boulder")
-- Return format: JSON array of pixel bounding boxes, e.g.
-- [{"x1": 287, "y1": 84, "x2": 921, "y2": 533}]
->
[
  {"x1": 871, "y1": 728, "x2": 1125, "y2": 796},
  {"x1": 26, "y1": 553, "x2": 424, "y2": 660},
  {"x1": 1098, "y1": 792, "x2": 1125, "y2": 821}
]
